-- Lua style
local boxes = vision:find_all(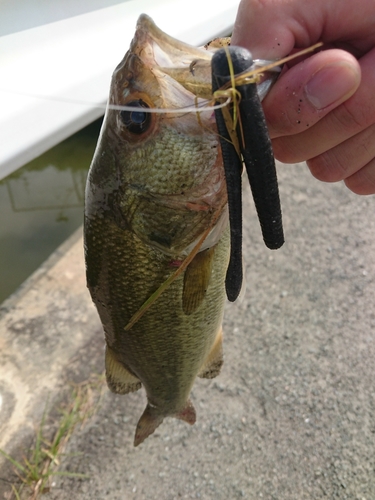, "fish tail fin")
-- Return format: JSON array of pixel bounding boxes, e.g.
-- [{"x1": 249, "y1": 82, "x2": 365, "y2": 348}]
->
[
  {"x1": 198, "y1": 327, "x2": 224, "y2": 379},
  {"x1": 174, "y1": 398, "x2": 196, "y2": 425},
  {"x1": 105, "y1": 345, "x2": 142, "y2": 394},
  {"x1": 134, "y1": 399, "x2": 197, "y2": 447},
  {"x1": 134, "y1": 404, "x2": 164, "y2": 447}
]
